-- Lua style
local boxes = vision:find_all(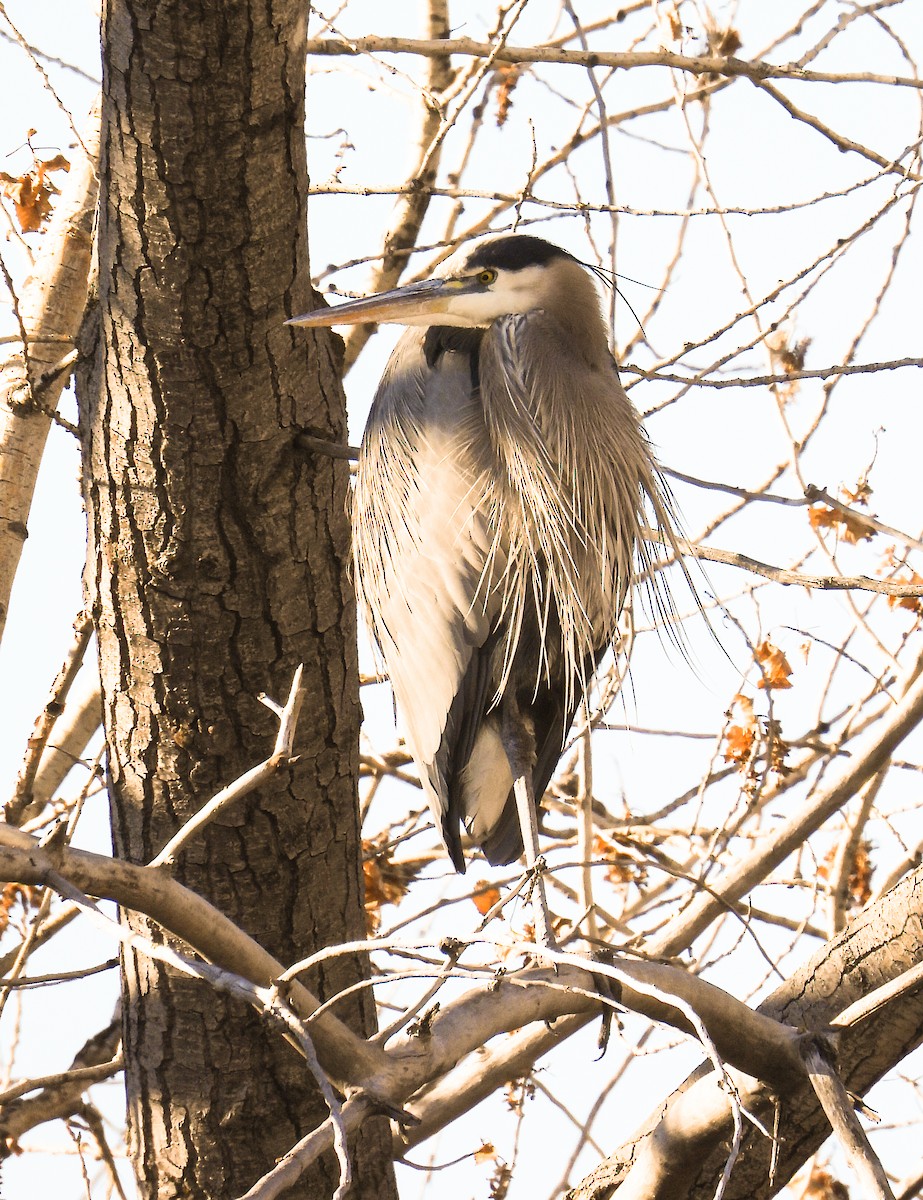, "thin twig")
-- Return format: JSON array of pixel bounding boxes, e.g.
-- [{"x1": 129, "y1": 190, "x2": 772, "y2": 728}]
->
[
  {"x1": 150, "y1": 666, "x2": 307, "y2": 867},
  {"x1": 6, "y1": 613, "x2": 94, "y2": 825}
]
